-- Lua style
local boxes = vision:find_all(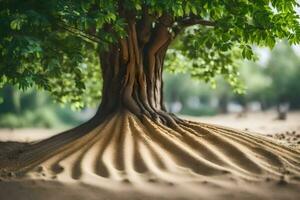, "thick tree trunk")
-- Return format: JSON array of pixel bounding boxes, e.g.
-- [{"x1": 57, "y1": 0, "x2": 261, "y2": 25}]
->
[{"x1": 96, "y1": 17, "x2": 176, "y2": 126}]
